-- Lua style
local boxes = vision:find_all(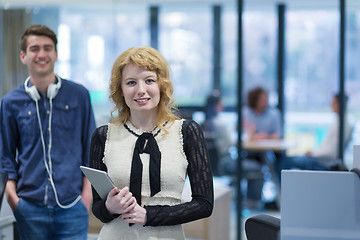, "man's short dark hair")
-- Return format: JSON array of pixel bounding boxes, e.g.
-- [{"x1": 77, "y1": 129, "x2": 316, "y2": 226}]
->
[
  {"x1": 20, "y1": 25, "x2": 57, "y2": 52},
  {"x1": 247, "y1": 86, "x2": 267, "y2": 110}
]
